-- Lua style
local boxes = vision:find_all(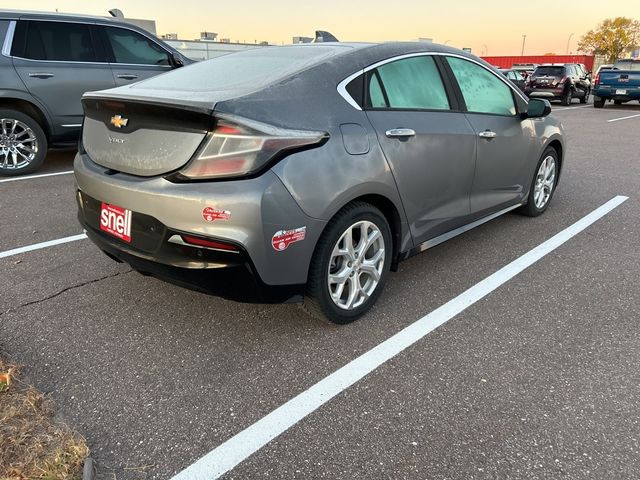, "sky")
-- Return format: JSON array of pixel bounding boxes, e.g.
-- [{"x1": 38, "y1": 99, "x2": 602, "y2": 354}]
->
[{"x1": 9, "y1": 0, "x2": 640, "y2": 55}]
